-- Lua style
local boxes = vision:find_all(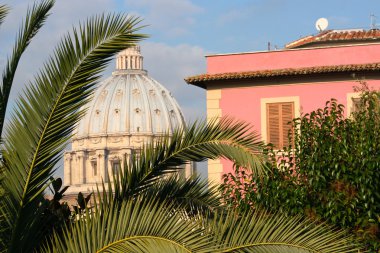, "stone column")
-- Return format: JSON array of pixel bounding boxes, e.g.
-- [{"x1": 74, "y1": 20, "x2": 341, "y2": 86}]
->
[
  {"x1": 120, "y1": 148, "x2": 131, "y2": 172},
  {"x1": 77, "y1": 151, "x2": 86, "y2": 184},
  {"x1": 107, "y1": 159, "x2": 113, "y2": 183},
  {"x1": 132, "y1": 56, "x2": 136, "y2": 69},
  {"x1": 64, "y1": 153, "x2": 72, "y2": 185},
  {"x1": 96, "y1": 149, "x2": 106, "y2": 182},
  {"x1": 185, "y1": 162, "x2": 195, "y2": 179}
]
